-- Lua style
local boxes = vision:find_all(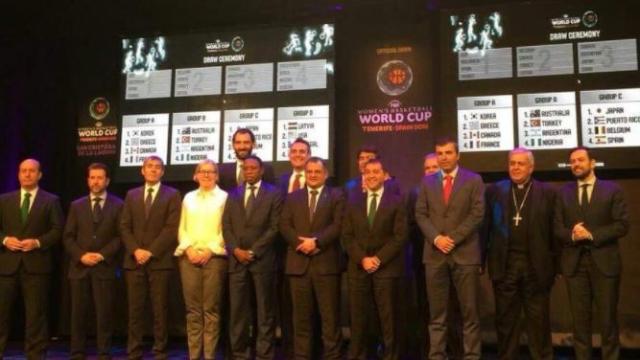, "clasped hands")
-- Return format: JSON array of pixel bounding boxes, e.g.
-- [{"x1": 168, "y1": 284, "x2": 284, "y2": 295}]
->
[
  {"x1": 4, "y1": 237, "x2": 39, "y2": 252},
  {"x1": 572, "y1": 222, "x2": 593, "y2": 242},
  {"x1": 80, "y1": 252, "x2": 104, "y2": 266},
  {"x1": 133, "y1": 248, "x2": 154, "y2": 266},
  {"x1": 435, "y1": 235, "x2": 455, "y2": 254},
  {"x1": 233, "y1": 248, "x2": 255, "y2": 265},
  {"x1": 184, "y1": 247, "x2": 213, "y2": 266},
  {"x1": 296, "y1": 236, "x2": 320, "y2": 256},
  {"x1": 361, "y1": 256, "x2": 381, "y2": 274}
]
